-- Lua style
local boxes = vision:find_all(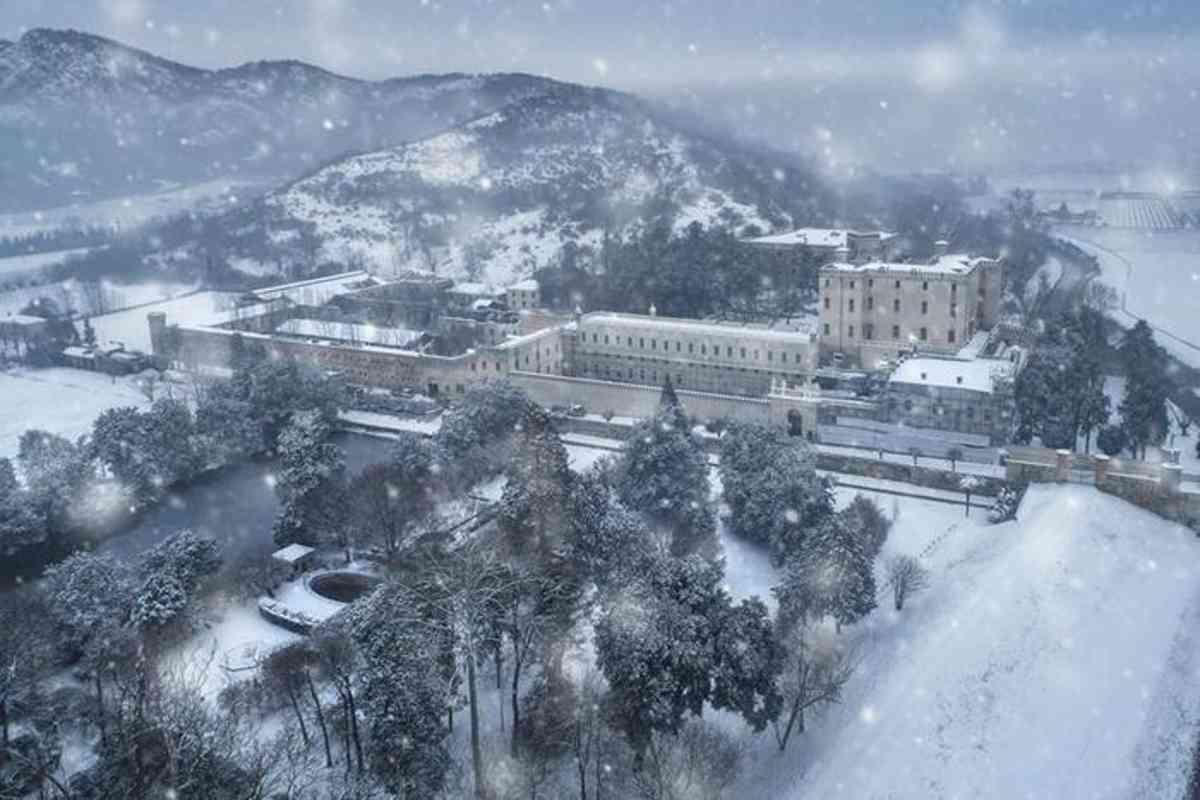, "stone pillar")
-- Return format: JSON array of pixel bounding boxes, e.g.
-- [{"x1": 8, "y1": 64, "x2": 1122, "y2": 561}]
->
[
  {"x1": 1055, "y1": 449, "x2": 1071, "y2": 483},
  {"x1": 147, "y1": 311, "x2": 167, "y2": 357},
  {"x1": 1093, "y1": 454, "x2": 1110, "y2": 484},
  {"x1": 1162, "y1": 463, "x2": 1183, "y2": 494}
]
